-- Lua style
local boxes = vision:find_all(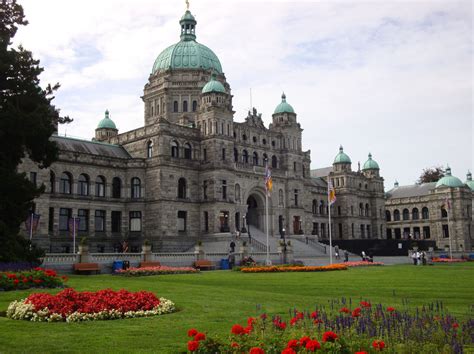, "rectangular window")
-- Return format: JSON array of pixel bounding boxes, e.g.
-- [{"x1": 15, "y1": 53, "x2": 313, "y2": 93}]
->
[
  {"x1": 78, "y1": 209, "x2": 89, "y2": 231},
  {"x1": 95, "y1": 210, "x2": 106, "y2": 232},
  {"x1": 111, "y1": 211, "x2": 121, "y2": 232},
  {"x1": 30, "y1": 172, "x2": 37, "y2": 187},
  {"x1": 312, "y1": 222, "x2": 318, "y2": 236},
  {"x1": 321, "y1": 223, "x2": 326, "y2": 238},
  {"x1": 203, "y1": 180, "x2": 208, "y2": 200},
  {"x1": 222, "y1": 180, "x2": 227, "y2": 200},
  {"x1": 48, "y1": 207, "x2": 54, "y2": 232},
  {"x1": 59, "y1": 208, "x2": 71, "y2": 231},
  {"x1": 442, "y1": 224, "x2": 449, "y2": 238},
  {"x1": 204, "y1": 211, "x2": 209, "y2": 232},
  {"x1": 178, "y1": 211, "x2": 187, "y2": 231},
  {"x1": 338, "y1": 206, "x2": 341, "y2": 216},
  {"x1": 338, "y1": 223, "x2": 343, "y2": 238},
  {"x1": 294, "y1": 189, "x2": 298, "y2": 206},
  {"x1": 130, "y1": 211, "x2": 142, "y2": 231},
  {"x1": 203, "y1": 148, "x2": 207, "y2": 161},
  {"x1": 367, "y1": 225, "x2": 371, "y2": 239},
  {"x1": 222, "y1": 148, "x2": 226, "y2": 161}
]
